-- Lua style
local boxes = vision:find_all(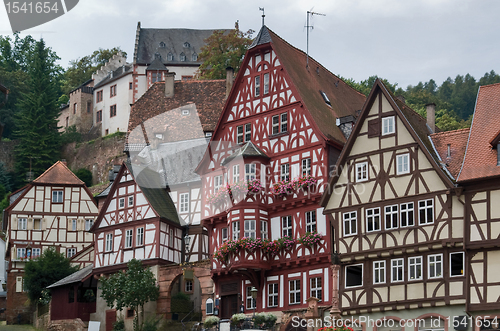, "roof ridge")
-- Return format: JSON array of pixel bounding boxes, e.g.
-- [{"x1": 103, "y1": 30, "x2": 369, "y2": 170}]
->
[
  {"x1": 430, "y1": 128, "x2": 470, "y2": 137},
  {"x1": 33, "y1": 161, "x2": 84, "y2": 185}
]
